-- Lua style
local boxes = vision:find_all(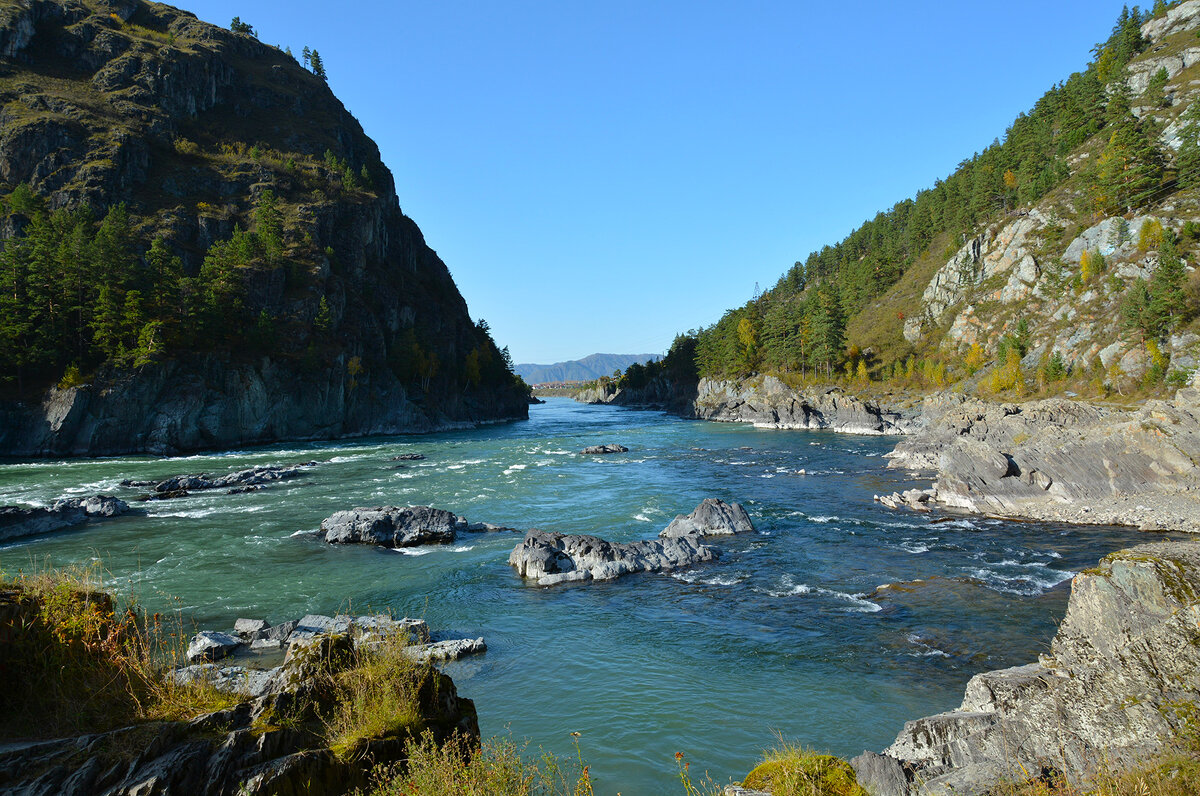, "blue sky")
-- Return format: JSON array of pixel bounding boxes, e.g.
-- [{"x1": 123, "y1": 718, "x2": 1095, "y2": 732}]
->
[{"x1": 190, "y1": 1, "x2": 1132, "y2": 364}]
